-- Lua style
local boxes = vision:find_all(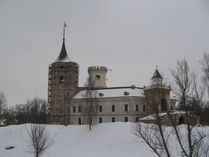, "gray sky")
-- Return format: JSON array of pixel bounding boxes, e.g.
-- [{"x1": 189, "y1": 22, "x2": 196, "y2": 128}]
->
[{"x1": 0, "y1": 0, "x2": 209, "y2": 106}]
